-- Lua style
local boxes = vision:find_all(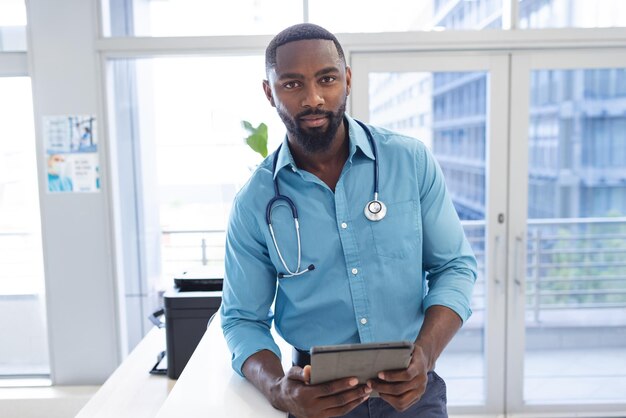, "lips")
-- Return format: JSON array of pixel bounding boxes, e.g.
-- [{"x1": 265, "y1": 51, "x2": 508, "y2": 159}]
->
[{"x1": 299, "y1": 115, "x2": 328, "y2": 129}]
